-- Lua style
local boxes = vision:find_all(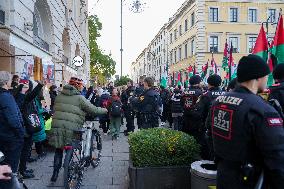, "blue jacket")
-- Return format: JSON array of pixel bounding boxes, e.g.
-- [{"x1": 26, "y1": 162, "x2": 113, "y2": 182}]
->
[{"x1": 0, "y1": 88, "x2": 24, "y2": 141}]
